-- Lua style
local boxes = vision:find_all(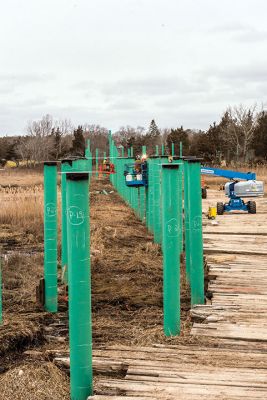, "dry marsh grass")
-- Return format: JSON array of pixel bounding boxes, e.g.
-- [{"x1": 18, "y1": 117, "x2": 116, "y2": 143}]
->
[
  {"x1": 0, "y1": 362, "x2": 69, "y2": 400},
  {"x1": 0, "y1": 186, "x2": 44, "y2": 241},
  {"x1": 0, "y1": 168, "x2": 44, "y2": 188},
  {"x1": 2, "y1": 253, "x2": 43, "y2": 312},
  {"x1": 0, "y1": 185, "x2": 62, "y2": 244}
]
